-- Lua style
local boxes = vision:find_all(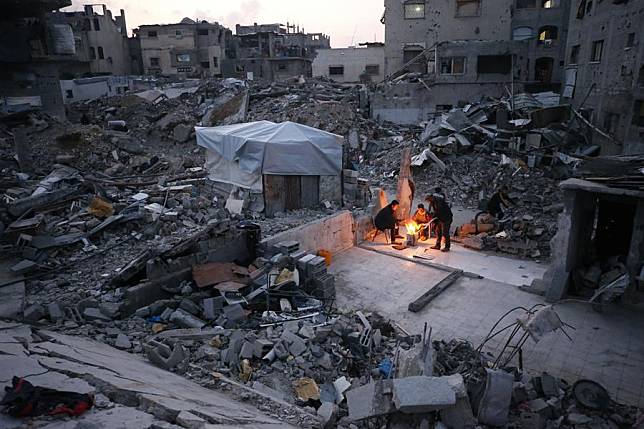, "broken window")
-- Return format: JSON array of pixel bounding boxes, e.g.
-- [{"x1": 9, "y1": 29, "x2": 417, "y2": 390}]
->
[
  {"x1": 213, "y1": 57, "x2": 219, "y2": 67},
  {"x1": 365, "y1": 64, "x2": 380, "y2": 75},
  {"x1": 633, "y1": 100, "x2": 644, "y2": 126},
  {"x1": 278, "y1": 63, "x2": 287, "y2": 71},
  {"x1": 176, "y1": 54, "x2": 191, "y2": 63},
  {"x1": 638, "y1": 66, "x2": 644, "y2": 86},
  {"x1": 542, "y1": 0, "x2": 559, "y2": 7},
  {"x1": 576, "y1": 0, "x2": 586, "y2": 18},
  {"x1": 535, "y1": 57, "x2": 554, "y2": 83},
  {"x1": 65, "y1": 90, "x2": 73, "y2": 99},
  {"x1": 477, "y1": 55, "x2": 511, "y2": 74},
  {"x1": 585, "y1": 0, "x2": 593, "y2": 14},
  {"x1": 175, "y1": 30, "x2": 183, "y2": 38},
  {"x1": 538, "y1": 26, "x2": 558, "y2": 44},
  {"x1": 590, "y1": 40, "x2": 603, "y2": 62},
  {"x1": 440, "y1": 57, "x2": 466, "y2": 74},
  {"x1": 626, "y1": 33, "x2": 635, "y2": 48},
  {"x1": 516, "y1": 0, "x2": 536, "y2": 7},
  {"x1": 603, "y1": 112, "x2": 619, "y2": 134},
  {"x1": 201, "y1": 61, "x2": 210, "y2": 69},
  {"x1": 89, "y1": 47, "x2": 96, "y2": 59},
  {"x1": 97, "y1": 47, "x2": 104, "y2": 59},
  {"x1": 93, "y1": 18, "x2": 100, "y2": 31},
  {"x1": 404, "y1": 2, "x2": 425, "y2": 19},
  {"x1": 148, "y1": 30, "x2": 158, "y2": 38},
  {"x1": 570, "y1": 45, "x2": 580, "y2": 64},
  {"x1": 512, "y1": 26, "x2": 534, "y2": 40},
  {"x1": 403, "y1": 48, "x2": 428, "y2": 74},
  {"x1": 150, "y1": 57, "x2": 160, "y2": 67},
  {"x1": 329, "y1": 66, "x2": 344, "y2": 75},
  {"x1": 198, "y1": 28, "x2": 209, "y2": 36},
  {"x1": 456, "y1": 0, "x2": 481, "y2": 16}
]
